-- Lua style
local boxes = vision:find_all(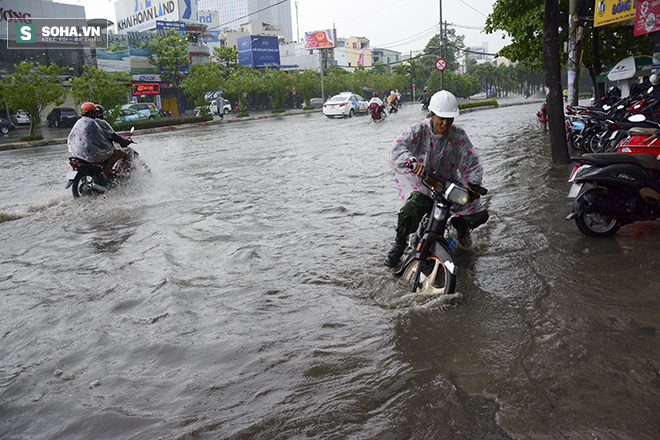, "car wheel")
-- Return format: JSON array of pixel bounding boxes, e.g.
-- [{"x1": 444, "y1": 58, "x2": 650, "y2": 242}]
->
[
  {"x1": 149, "y1": 116, "x2": 155, "y2": 120},
  {"x1": 224, "y1": 108, "x2": 229, "y2": 115},
  {"x1": 1, "y1": 125, "x2": 8, "y2": 134},
  {"x1": 348, "y1": 109, "x2": 355, "y2": 118}
]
